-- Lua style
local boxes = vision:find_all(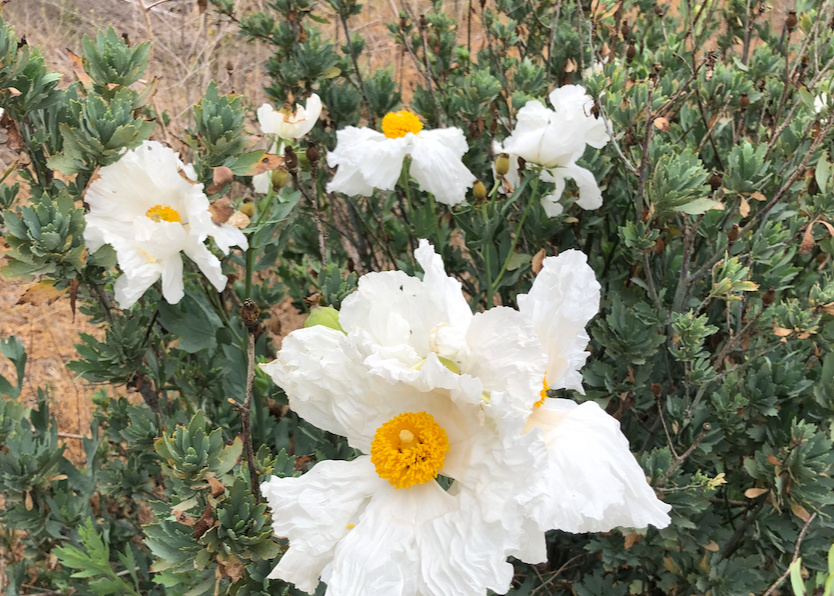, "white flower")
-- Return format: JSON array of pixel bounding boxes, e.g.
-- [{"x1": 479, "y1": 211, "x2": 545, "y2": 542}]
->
[
  {"x1": 582, "y1": 61, "x2": 605, "y2": 79},
  {"x1": 326, "y1": 110, "x2": 475, "y2": 206},
  {"x1": 337, "y1": 239, "x2": 671, "y2": 533},
  {"x1": 259, "y1": 324, "x2": 547, "y2": 596},
  {"x1": 84, "y1": 141, "x2": 247, "y2": 309},
  {"x1": 253, "y1": 94, "x2": 321, "y2": 194},
  {"x1": 815, "y1": 92, "x2": 829, "y2": 113},
  {"x1": 257, "y1": 94, "x2": 322, "y2": 141},
  {"x1": 515, "y1": 250, "x2": 672, "y2": 533},
  {"x1": 503, "y1": 85, "x2": 609, "y2": 213}
]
